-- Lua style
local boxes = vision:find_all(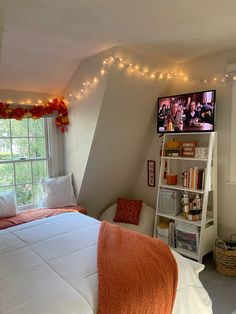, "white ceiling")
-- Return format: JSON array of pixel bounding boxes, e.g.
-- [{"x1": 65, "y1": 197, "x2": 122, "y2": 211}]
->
[{"x1": 1, "y1": 0, "x2": 236, "y2": 94}]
